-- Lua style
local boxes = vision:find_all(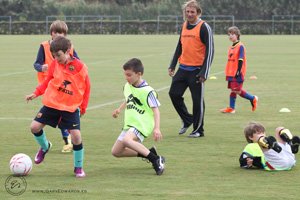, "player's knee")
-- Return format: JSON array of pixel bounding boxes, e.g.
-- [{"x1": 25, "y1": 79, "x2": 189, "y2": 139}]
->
[
  {"x1": 122, "y1": 138, "x2": 131, "y2": 147},
  {"x1": 30, "y1": 125, "x2": 40, "y2": 134},
  {"x1": 30, "y1": 120, "x2": 43, "y2": 134},
  {"x1": 111, "y1": 148, "x2": 121, "y2": 157}
]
